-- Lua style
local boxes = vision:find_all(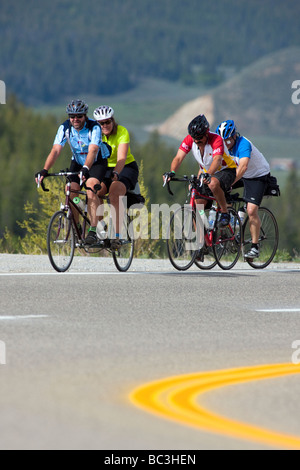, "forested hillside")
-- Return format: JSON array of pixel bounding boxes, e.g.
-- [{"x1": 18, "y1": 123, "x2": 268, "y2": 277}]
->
[{"x1": 1, "y1": 0, "x2": 300, "y2": 104}]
